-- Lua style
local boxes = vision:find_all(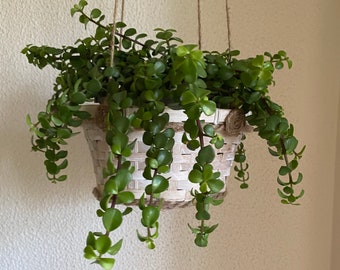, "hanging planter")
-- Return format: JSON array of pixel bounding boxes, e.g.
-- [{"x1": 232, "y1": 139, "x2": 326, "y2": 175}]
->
[
  {"x1": 82, "y1": 104, "x2": 248, "y2": 208},
  {"x1": 23, "y1": 0, "x2": 305, "y2": 269}
]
